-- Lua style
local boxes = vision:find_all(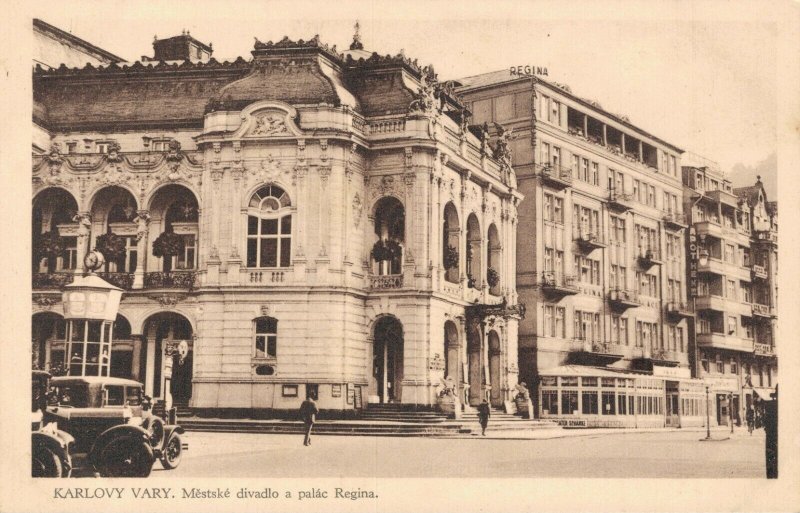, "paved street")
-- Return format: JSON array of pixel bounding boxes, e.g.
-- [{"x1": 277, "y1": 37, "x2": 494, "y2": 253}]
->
[{"x1": 153, "y1": 428, "x2": 766, "y2": 479}]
